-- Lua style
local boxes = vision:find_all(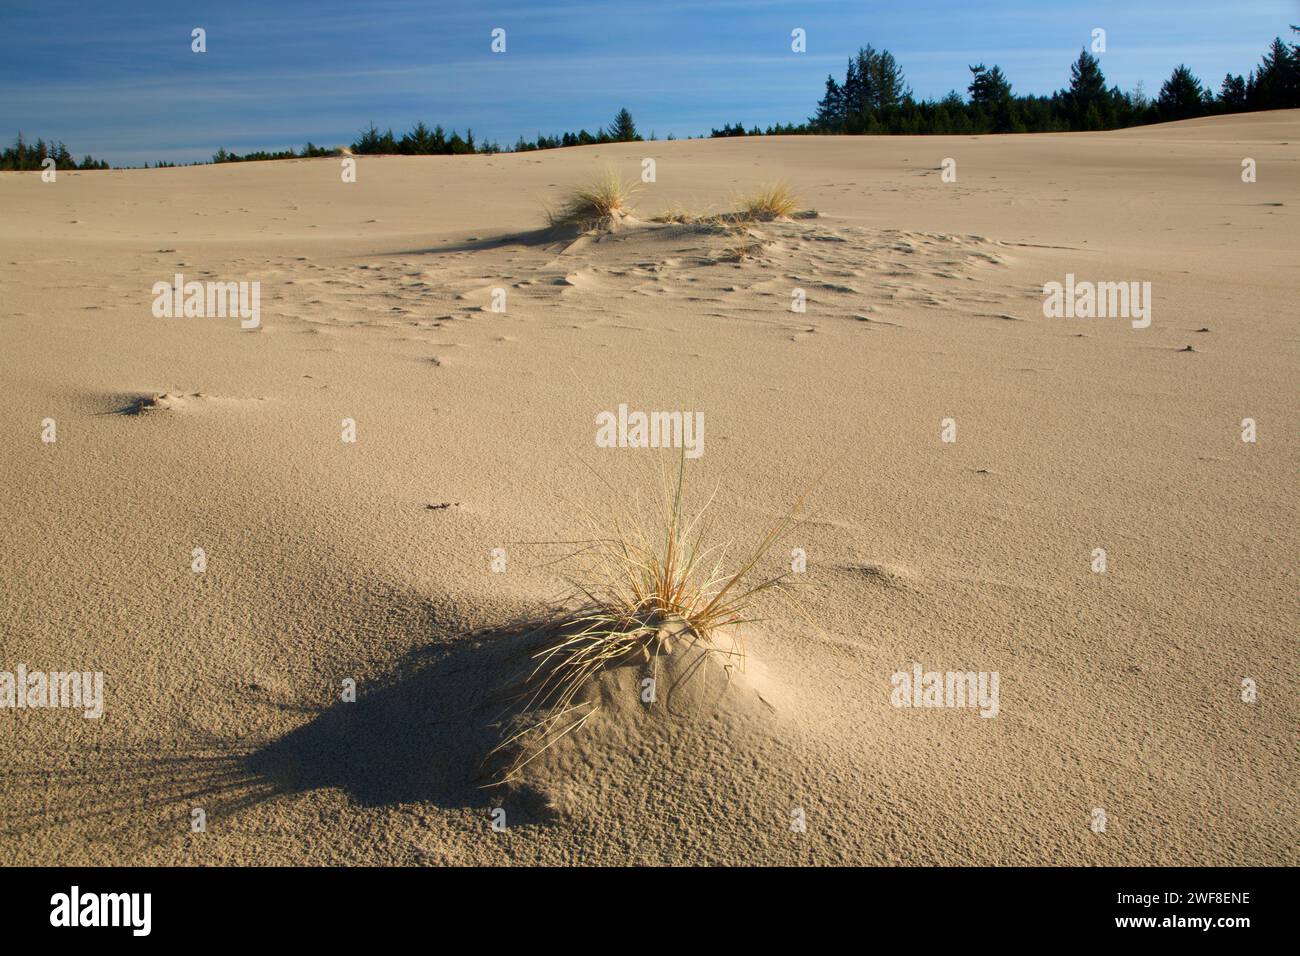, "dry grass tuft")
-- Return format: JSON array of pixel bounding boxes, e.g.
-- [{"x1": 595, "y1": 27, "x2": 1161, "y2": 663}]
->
[
  {"x1": 736, "y1": 182, "x2": 800, "y2": 221},
  {"x1": 546, "y1": 168, "x2": 639, "y2": 231},
  {"x1": 649, "y1": 187, "x2": 803, "y2": 260},
  {"x1": 649, "y1": 204, "x2": 698, "y2": 225},
  {"x1": 487, "y1": 453, "x2": 818, "y2": 785},
  {"x1": 718, "y1": 221, "x2": 767, "y2": 261}
]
